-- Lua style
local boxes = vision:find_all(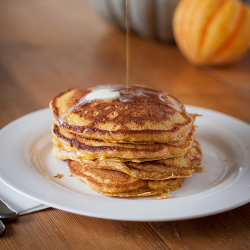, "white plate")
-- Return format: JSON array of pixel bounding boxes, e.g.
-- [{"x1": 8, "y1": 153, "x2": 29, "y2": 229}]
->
[{"x1": 0, "y1": 106, "x2": 250, "y2": 221}]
